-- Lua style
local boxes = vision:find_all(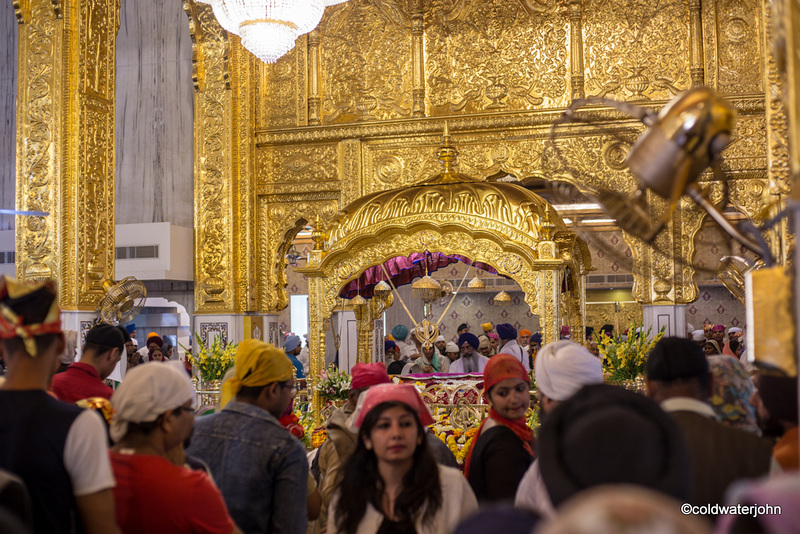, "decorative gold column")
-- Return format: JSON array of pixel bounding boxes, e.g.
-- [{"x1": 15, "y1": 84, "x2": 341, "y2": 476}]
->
[
  {"x1": 568, "y1": 0, "x2": 585, "y2": 100},
  {"x1": 538, "y1": 212, "x2": 560, "y2": 345},
  {"x1": 763, "y1": 0, "x2": 791, "y2": 265},
  {"x1": 687, "y1": 0, "x2": 704, "y2": 87},
  {"x1": 352, "y1": 298, "x2": 373, "y2": 364},
  {"x1": 410, "y1": 0, "x2": 425, "y2": 117},
  {"x1": 308, "y1": 28, "x2": 321, "y2": 126},
  {"x1": 305, "y1": 226, "x2": 327, "y2": 412},
  {"x1": 15, "y1": 0, "x2": 119, "y2": 311},
  {"x1": 186, "y1": 0, "x2": 255, "y2": 315}
]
